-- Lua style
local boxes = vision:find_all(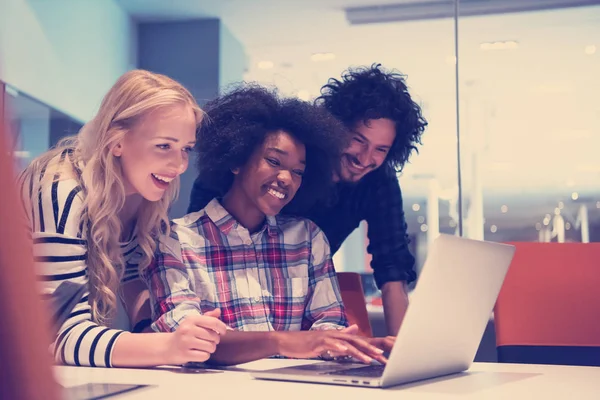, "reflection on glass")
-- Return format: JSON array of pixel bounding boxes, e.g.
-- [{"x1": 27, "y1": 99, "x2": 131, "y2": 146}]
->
[
  {"x1": 3, "y1": 84, "x2": 83, "y2": 173},
  {"x1": 459, "y1": 5, "x2": 600, "y2": 244}
]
